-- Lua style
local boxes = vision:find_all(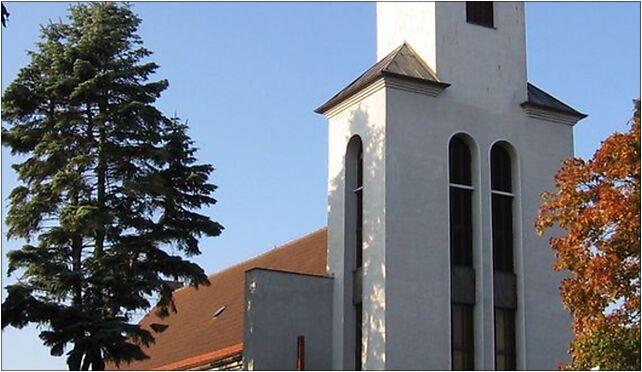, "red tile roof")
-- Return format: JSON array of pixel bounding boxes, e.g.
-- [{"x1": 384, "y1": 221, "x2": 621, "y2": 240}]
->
[{"x1": 108, "y1": 228, "x2": 328, "y2": 370}]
